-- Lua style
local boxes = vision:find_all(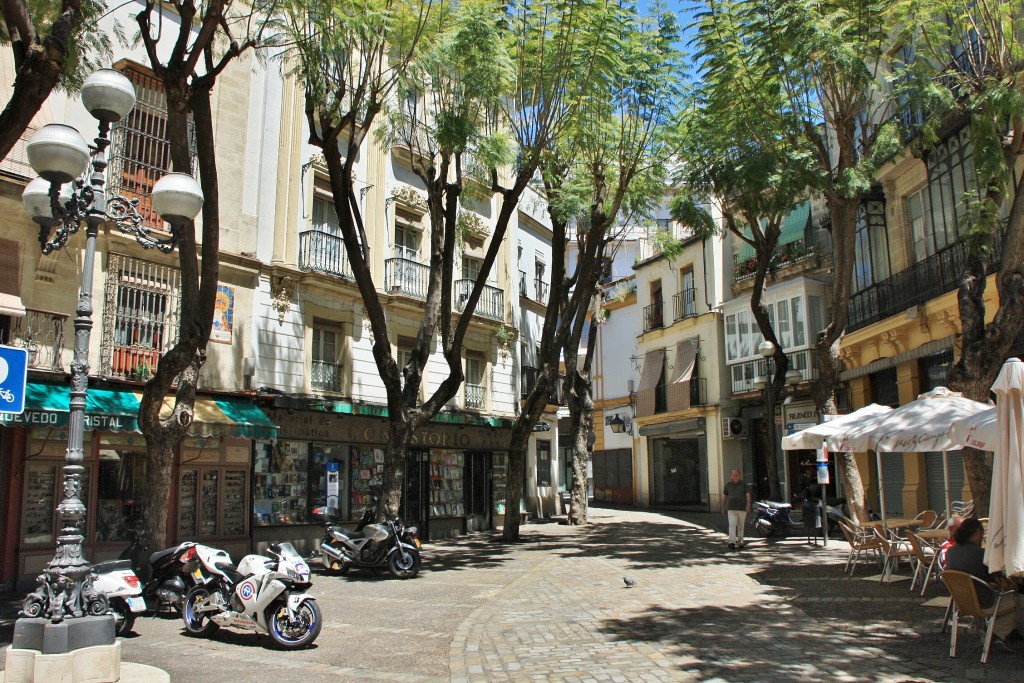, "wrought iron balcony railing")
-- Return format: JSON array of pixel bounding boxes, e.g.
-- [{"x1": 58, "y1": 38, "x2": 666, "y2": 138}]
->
[
  {"x1": 673, "y1": 288, "x2": 697, "y2": 321},
  {"x1": 298, "y1": 230, "x2": 352, "y2": 280},
  {"x1": 464, "y1": 383, "x2": 485, "y2": 410},
  {"x1": 520, "y1": 366, "x2": 563, "y2": 404},
  {"x1": 651, "y1": 377, "x2": 708, "y2": 412},
  {"x1": 384, "y1": 257, "x2": 430, "y2": 300},
  {"x1": 3, "y1": 308, "x2": 67, "y2": 371},
  {"x1": 534, "y1": 278, "x2": 549, "y2": 305},
  {"x1": 454, "y1": 280, "x2": 504, "y2": 321},
  {"x1": 311, "y1": 360, "x2": 342, "y2": 393},
  {"x1": 643, "y1": 300, "x2": 664, "y2": 332},
  {"x1": 728, "y1": 349, "x2": 818, "y2": 394},
  {"x1": 848, "y1": 224, "x2": 1006, "y2": 332}
]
